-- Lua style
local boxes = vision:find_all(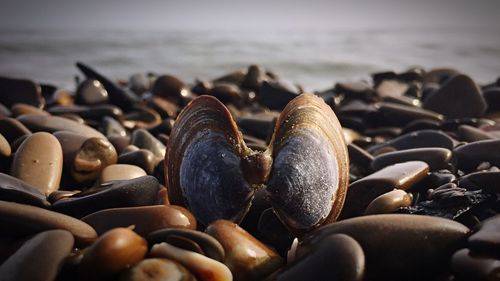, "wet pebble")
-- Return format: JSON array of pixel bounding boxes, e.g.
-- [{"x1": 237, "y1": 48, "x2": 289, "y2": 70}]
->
[
  {"x1": 99, "y1": 164, "x2": 147, "y2": 182},
  {"x1": 370, "y1": 147, "x2": 452, "y2": 171},
  {"x1": 455, "y1": 139, "x2": 500, "y2": 172}
]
